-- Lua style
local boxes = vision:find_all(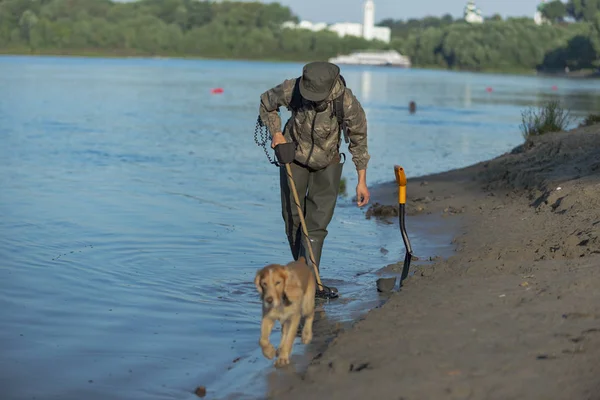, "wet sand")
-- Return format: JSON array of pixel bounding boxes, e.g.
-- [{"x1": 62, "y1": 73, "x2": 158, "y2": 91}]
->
[{"x1": 267, "y1": 125, "x2": 600, "y2": 399}]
